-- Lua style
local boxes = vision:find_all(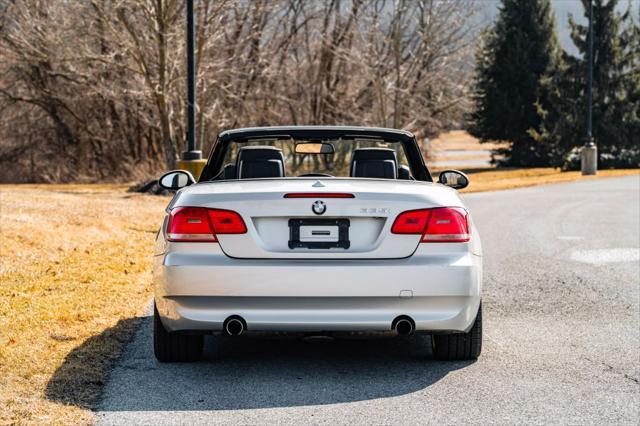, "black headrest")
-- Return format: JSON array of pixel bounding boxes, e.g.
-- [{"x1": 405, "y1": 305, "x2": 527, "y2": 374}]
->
[
  {"x1": 237, "y1": 146, "x2": 284, "y2": 162},
  {"x1": 351, "y1": 148, "x2": 398, "y2": 162},
  {"x1": 237, "y1": 146, "x2": 285, "y2": 179},
  {"x1": 350, "y1": 148, "x2": 398, "y2": 179}
]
